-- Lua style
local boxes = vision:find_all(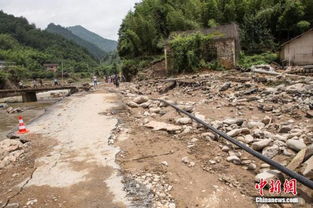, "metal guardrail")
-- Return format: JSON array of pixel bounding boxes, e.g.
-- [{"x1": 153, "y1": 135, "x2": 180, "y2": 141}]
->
[{"x1": 156, "y1": 99, "x2": 313, "y2": 190}]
